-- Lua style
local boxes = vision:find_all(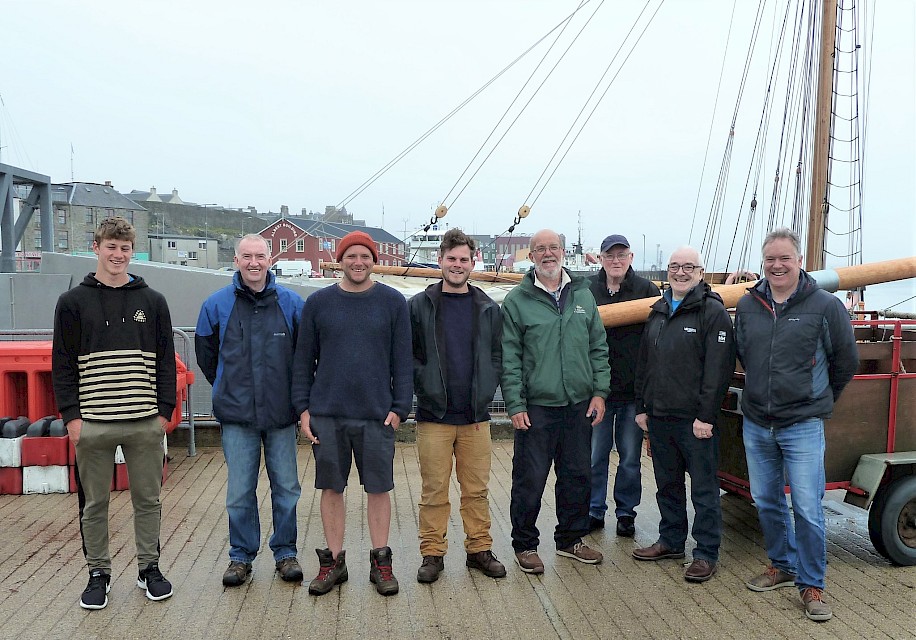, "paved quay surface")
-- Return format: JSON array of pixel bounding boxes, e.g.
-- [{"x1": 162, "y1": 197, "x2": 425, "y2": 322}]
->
[{"x1": 1, "y1": 441, "x2": 914, "y2": 640}]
